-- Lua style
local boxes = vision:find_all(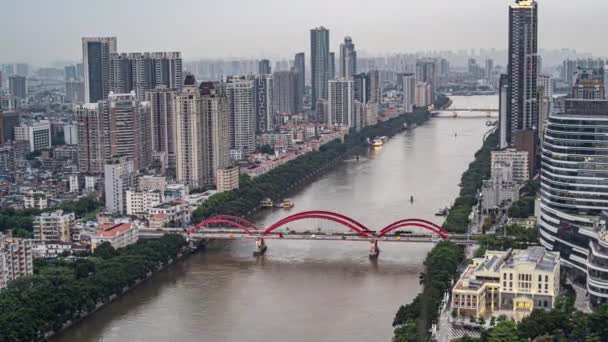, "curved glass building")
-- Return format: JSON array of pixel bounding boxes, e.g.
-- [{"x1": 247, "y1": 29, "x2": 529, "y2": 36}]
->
[{"x1": 540, "y1": 99, "x2": 608, "y2": 306}]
